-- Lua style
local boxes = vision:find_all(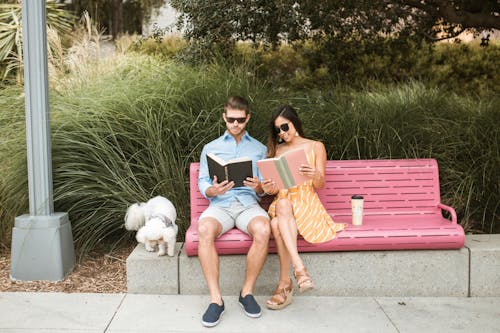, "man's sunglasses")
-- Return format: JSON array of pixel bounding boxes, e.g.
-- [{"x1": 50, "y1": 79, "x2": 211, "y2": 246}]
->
[
  {"x1": 226, "y1": 116, "x2": 247, "y2": 124},
  {"x1": 274, "y1": 123, "x2": 290, "y2": 134}
]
